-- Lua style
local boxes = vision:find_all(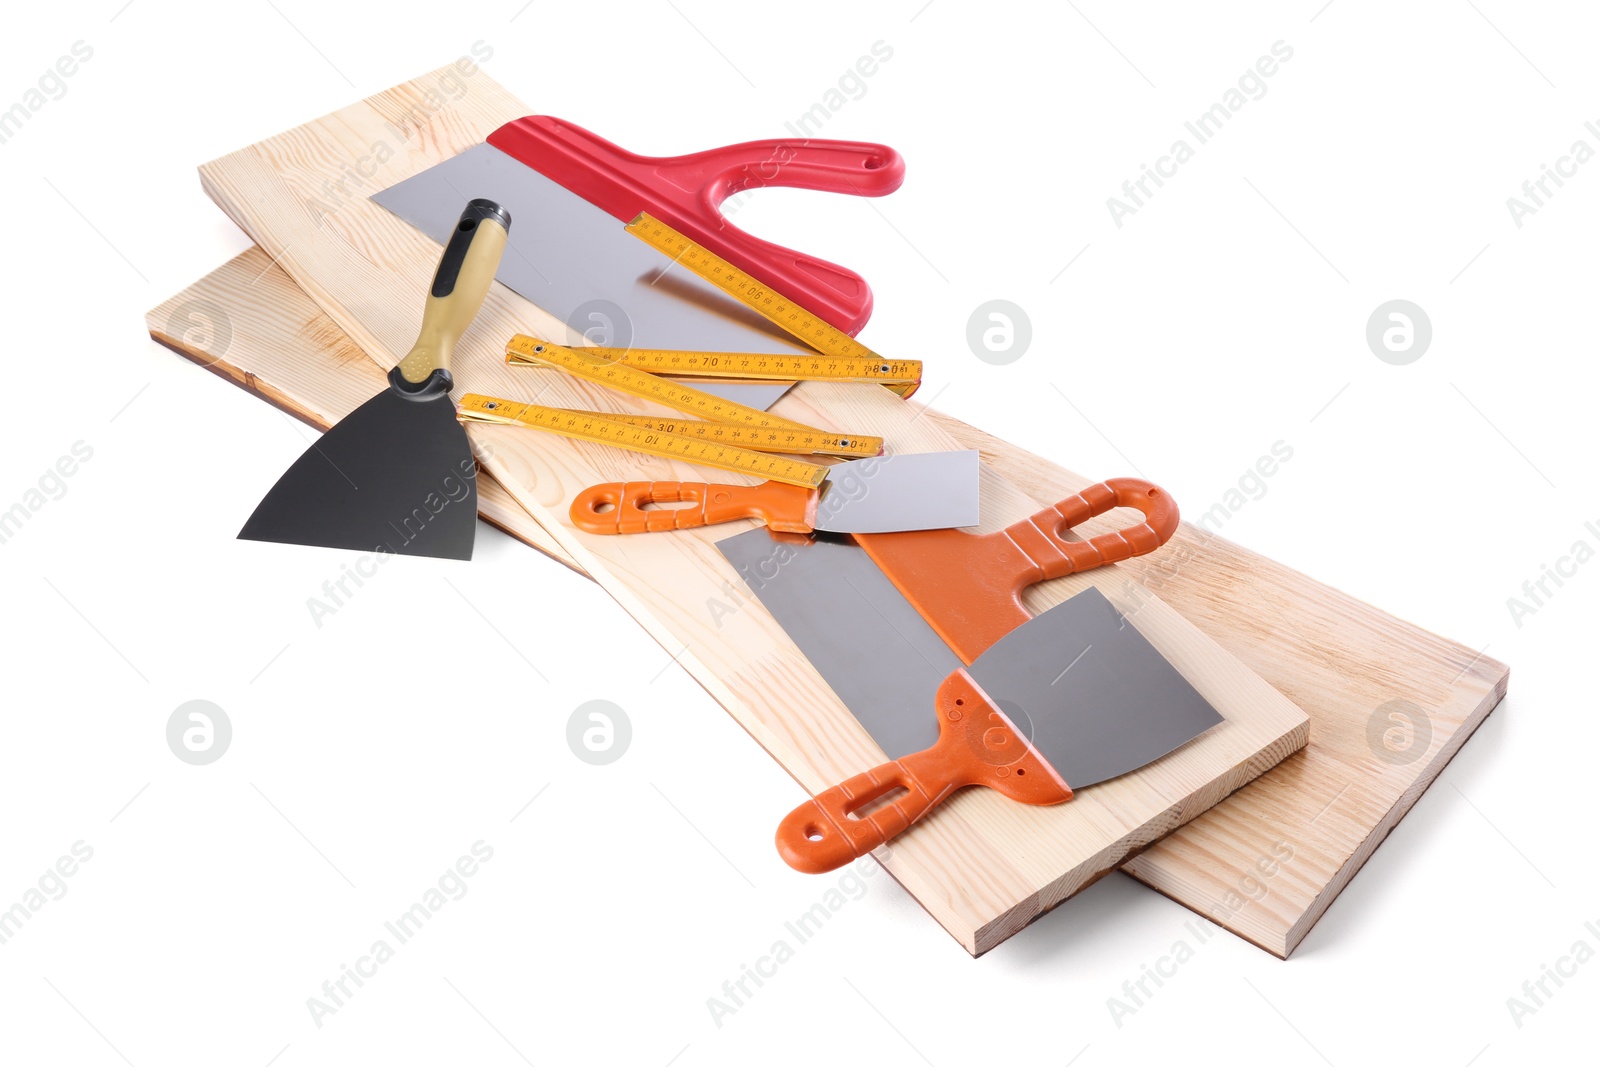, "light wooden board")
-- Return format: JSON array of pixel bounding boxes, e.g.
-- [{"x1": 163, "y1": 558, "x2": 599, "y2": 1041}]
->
[
  {"x1": 189, "y1": 70, "x2": 1309, "y2": 956},
  {"x1": 151, "y1": 247, "x2": 1504, "y2": 957}
]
